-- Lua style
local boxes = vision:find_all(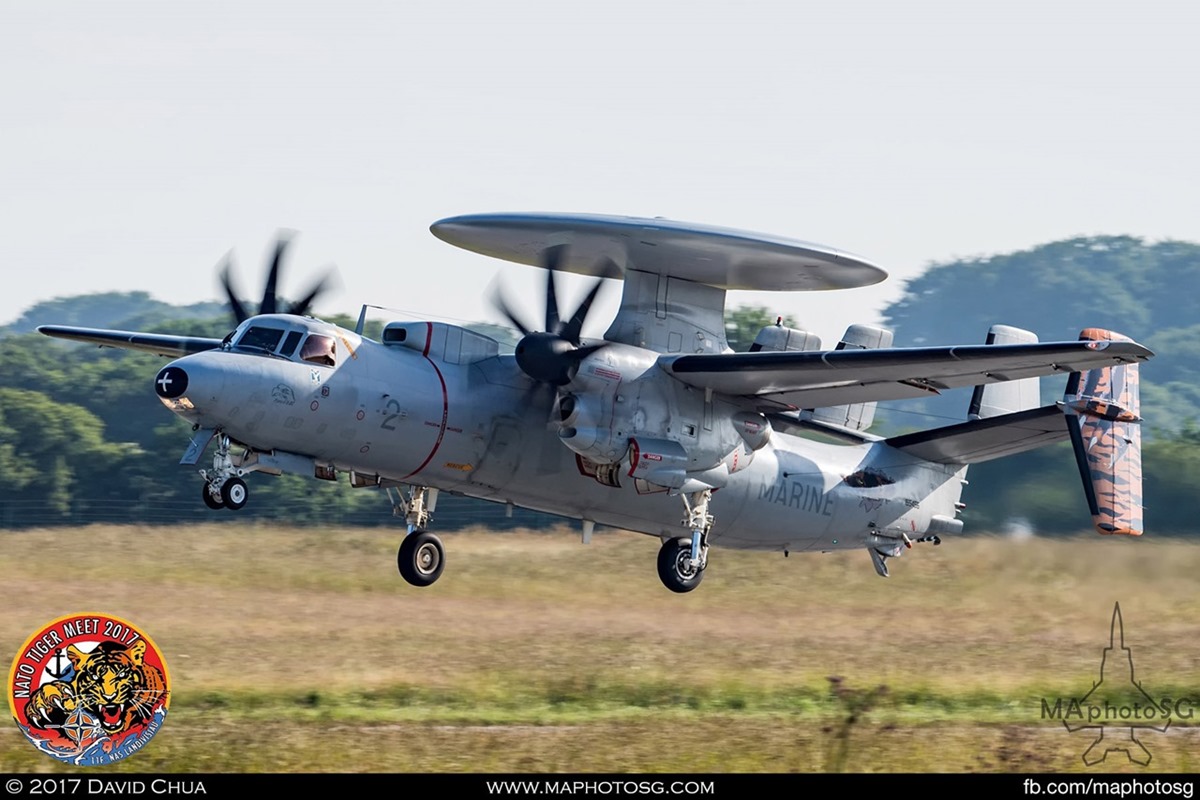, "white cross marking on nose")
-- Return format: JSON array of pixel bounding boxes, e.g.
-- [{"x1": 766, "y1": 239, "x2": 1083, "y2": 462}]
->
[{"x1": 157, "y1": 373, "x2": 173, "y2": 392}]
